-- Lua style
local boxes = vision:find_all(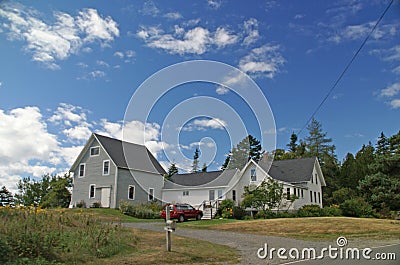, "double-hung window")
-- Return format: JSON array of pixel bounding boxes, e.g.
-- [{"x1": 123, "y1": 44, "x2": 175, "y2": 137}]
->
[
  {"x1": 79, "y1": 163, "x2": 85, "y2": 177},
  {"x1": 89, "y1": 184, "x2": 95, "y2": 198},
  {"x1": 128, "y1": 185, "x2": 135, "y2": 200},
  {"x1": 250, "y1": 168, "x2": 257, "y2": 182},
  {"x1": 103, "y1": 160, "x2": 110, "y2": 175}
]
